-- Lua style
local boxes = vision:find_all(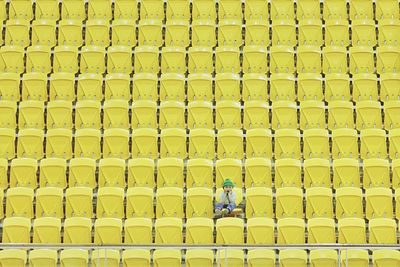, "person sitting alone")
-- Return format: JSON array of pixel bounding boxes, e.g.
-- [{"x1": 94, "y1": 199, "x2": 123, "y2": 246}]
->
[{"x1": 215, "y1": 179, "x2": 236, "y2": 217}]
